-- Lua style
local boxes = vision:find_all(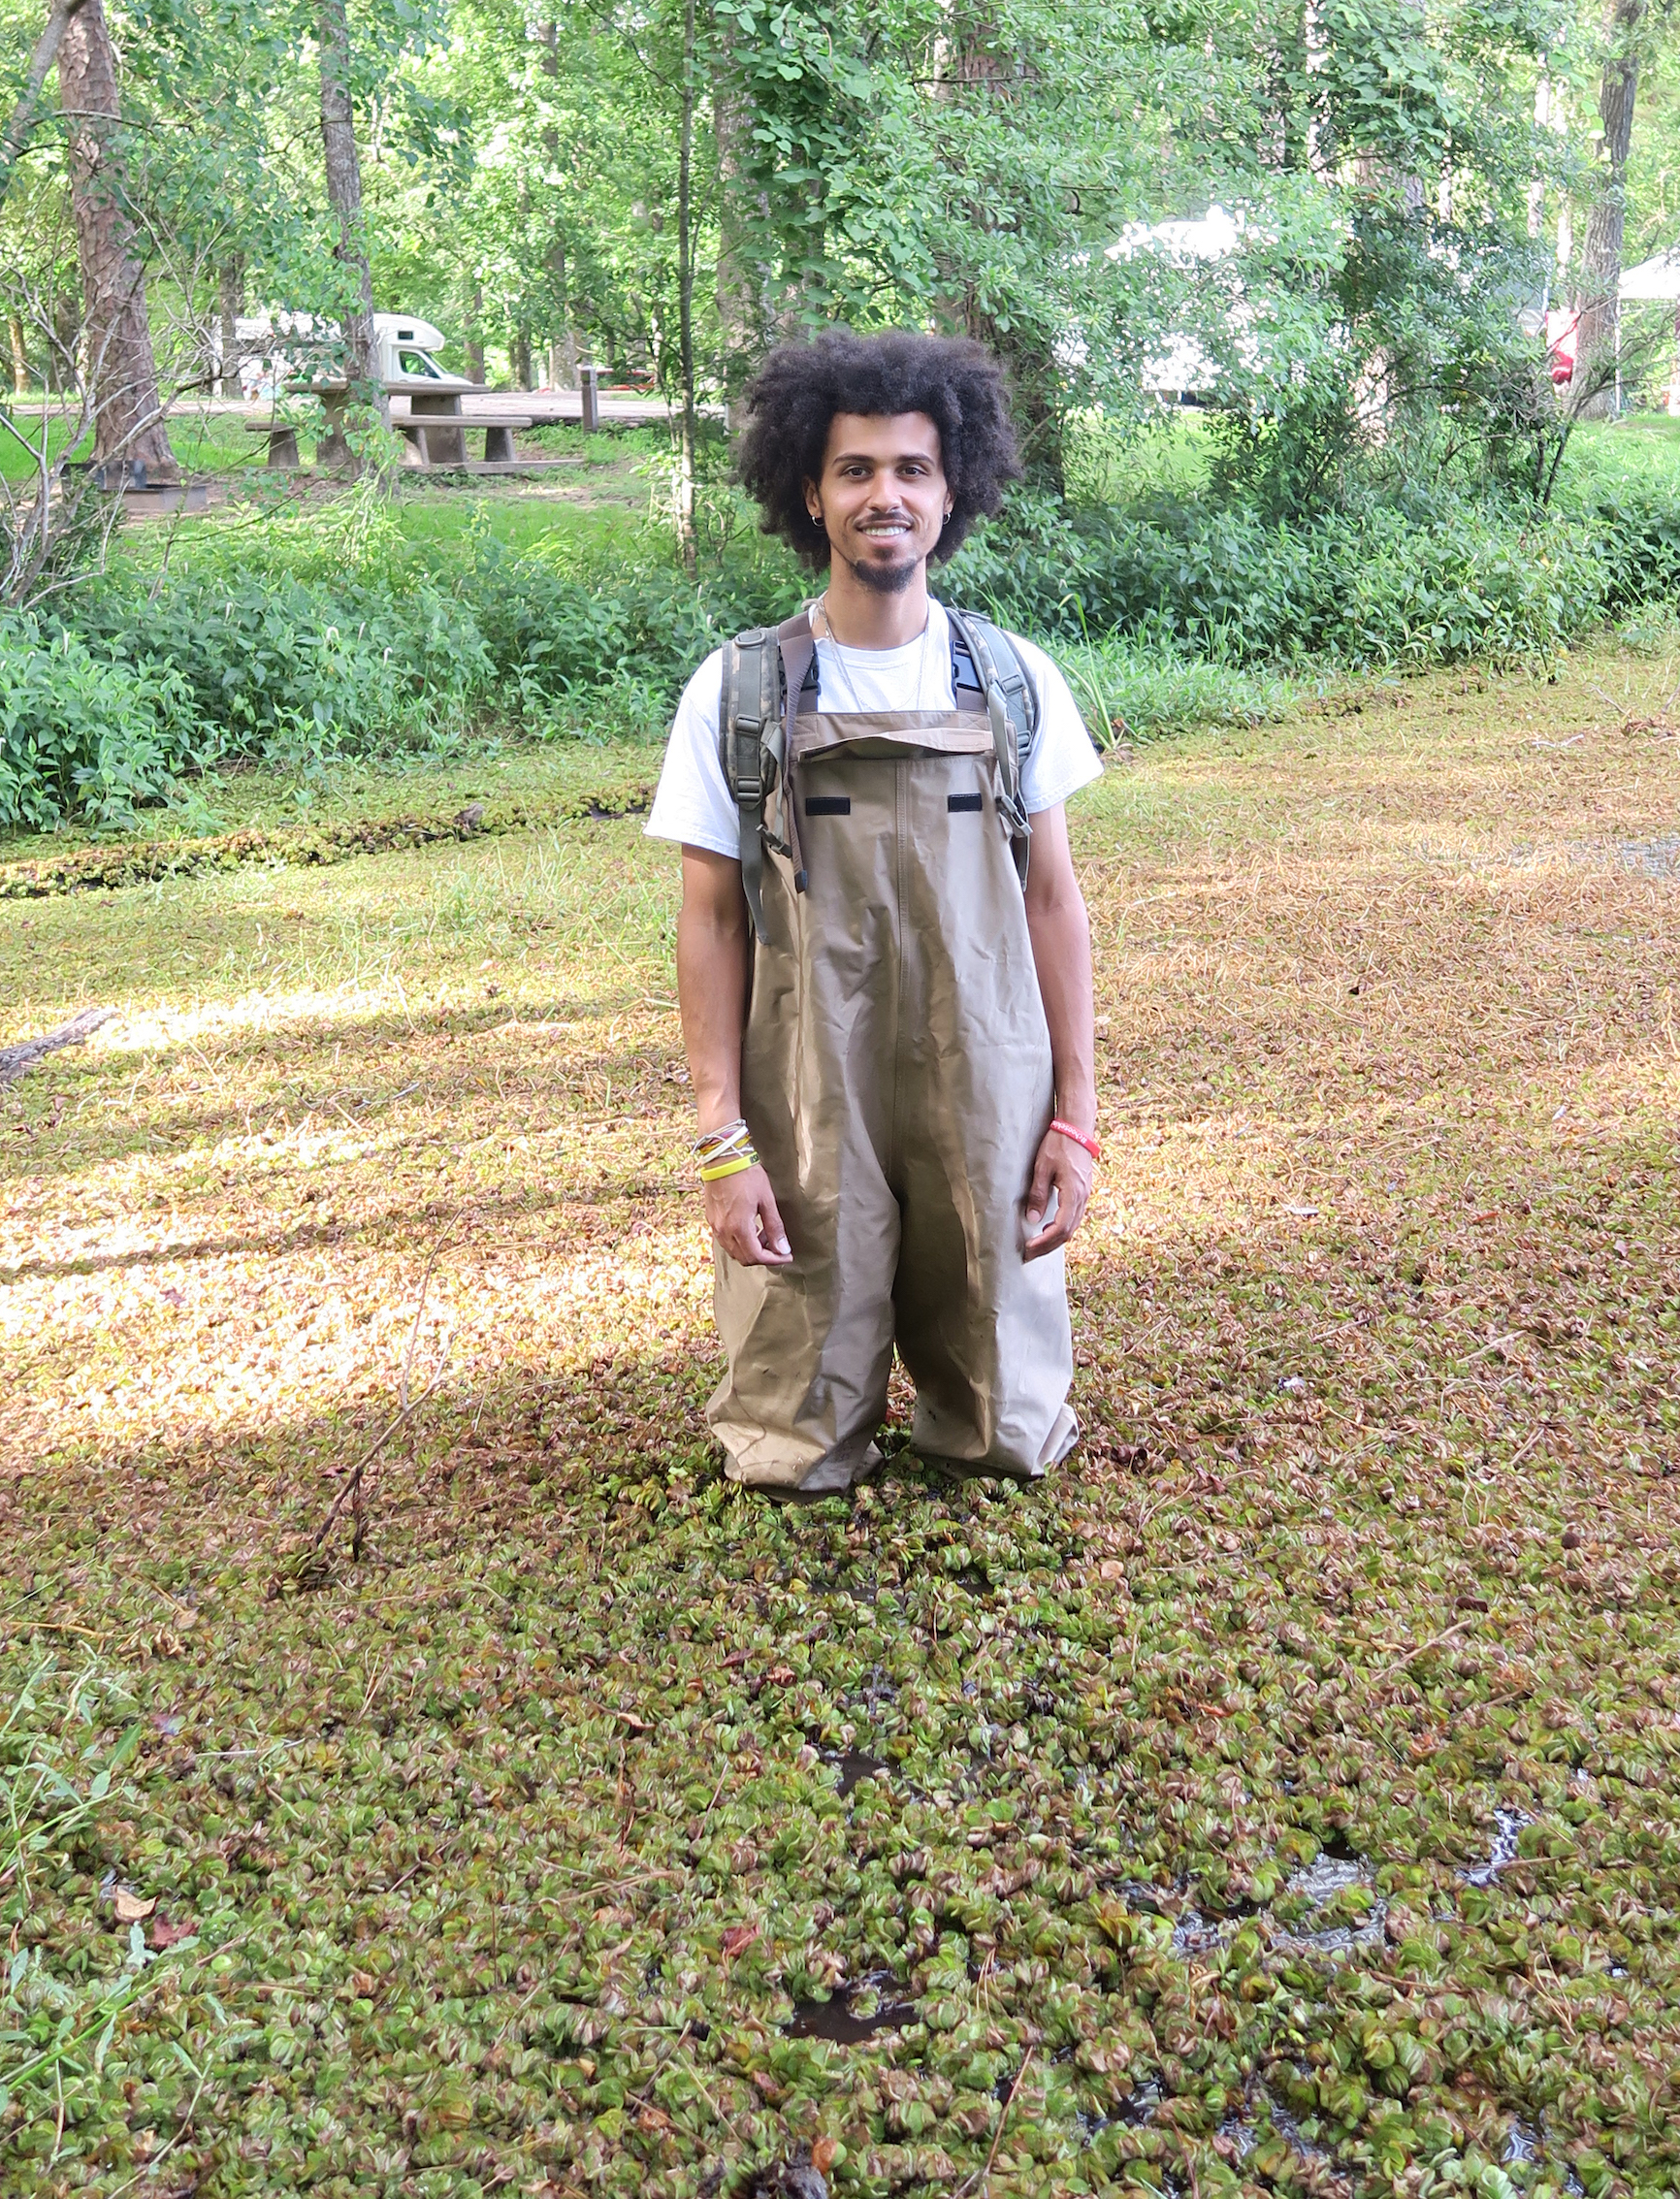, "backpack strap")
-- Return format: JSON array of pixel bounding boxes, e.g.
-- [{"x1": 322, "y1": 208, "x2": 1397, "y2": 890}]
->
[
  {"x1": 719, "y1": 610, "x2": 816, "y2": 943},
  {"x1": 775, "y1": 610, "x2": 815, "y2": 900},
  {"x1": 944, "y1": 605, "x2": 1039, "y2": 888}
]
